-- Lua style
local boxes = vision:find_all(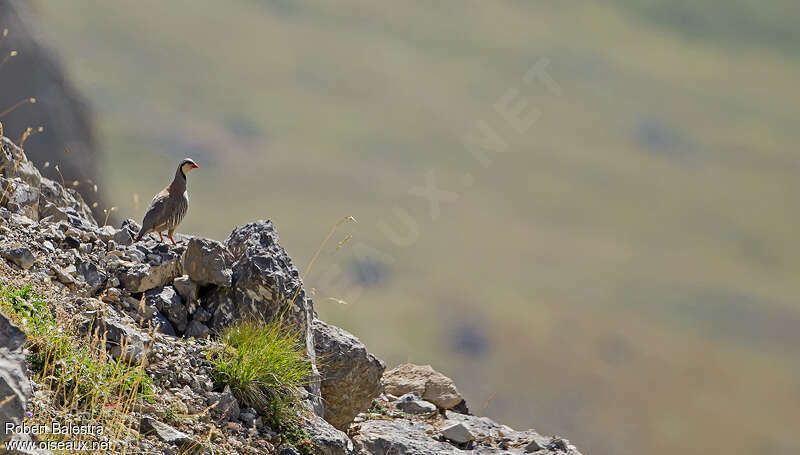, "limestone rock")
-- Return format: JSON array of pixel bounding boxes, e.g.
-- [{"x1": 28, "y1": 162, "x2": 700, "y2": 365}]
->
[
  {"x1": 96, "y1": 225, "x2": 116, "y2": 242},
  {"x1": 76, "y1": 259, "x2": 107, "y2": 295},
  {"x1": 182, "y1": 237, "x2": 233, "y2": 287},
  {"x1": 0, "y1": 176, "x2": 39, "y2": 220},
  {"x1": 395, "y1": 392, "x2": 437, "y2": 414},
  {"x1": 313, "y1": 319, "x2": 384, "y2": 430},
  {"x1": 0, "y1": 138, "x2": 40, "y2": 189},
  {"x1": 205, "y1": 220, "x2": 323, "y2": 414},
  {"x1": 1, "y1": 245, "x2": 35, "y2": 270},
  {"x1": 145, "y1": 286, "x2": 187, "y2": 333},
  {"x1": 117, "y1": 244, "x2": 183, "y2": 293},
  {"x1": 301, "y1": 413, "x2": 355, "y2": 455},
  {"x1": 173, "y1": 275, "x2": 198, "y2": 308},
  {"x1": 151, "y1": 313, "x2": 176, "y2": 337},
  {"x1": 353, "y1": 419, "x2": 458, "y2": 455},
  {"x1": 383, "y1": 363, "x2": 464, "y2": 409},
  {"x1": 184, "y1": 320, "x2": 209, "y2": 339},
  {"x1": 82, "y1": 309, "x2": 151, "y2": 363},
  {"x1": 441, "y1": 422, "x2": 475, "y2": 444},
  {"x1": 38, "y1": 176, "x2": 96, "y2": 226},
  {"x1": 207, "y1": 387, "x2": 240, "y2": 421},
  {"x1": 0, "y1": 313, "x2": 30, "y2": 437},
  {"x1": 139, "y1": 416, "x2": 197, "y2": 448}
]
